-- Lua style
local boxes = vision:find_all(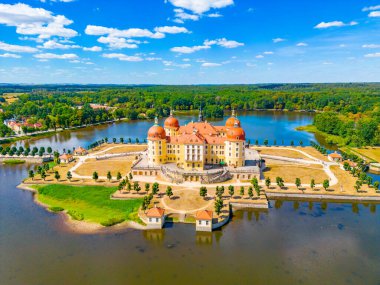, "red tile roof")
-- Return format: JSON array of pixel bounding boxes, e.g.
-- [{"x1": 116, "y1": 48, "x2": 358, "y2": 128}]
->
[
  {"x1": 329, "y1": 152, "x2": 342, "y2": 158},
  {"x1": 196, "y1": 210, "x2": 213, "y2": 220},
  {"x1": 146, "y1": 207, "x2": 165, "y2": 218}
]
